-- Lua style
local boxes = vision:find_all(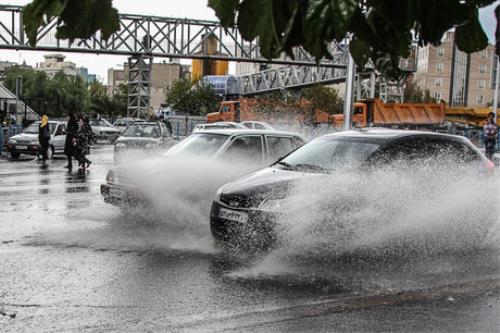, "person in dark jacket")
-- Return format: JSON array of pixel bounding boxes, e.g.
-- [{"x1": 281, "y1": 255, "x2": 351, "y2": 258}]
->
[
  {"x1": 75, "y1": 115, "x2": 93, "y2": 171},
  {"x1": 64, "y1": 112, "x2": 78, "y2": 170},
  {"x1": 484, "y1": 112, "x2": 498, "y2": 160},
  {"x1": 38, "y1": 114, "x2": 51, "y2": 166}
]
